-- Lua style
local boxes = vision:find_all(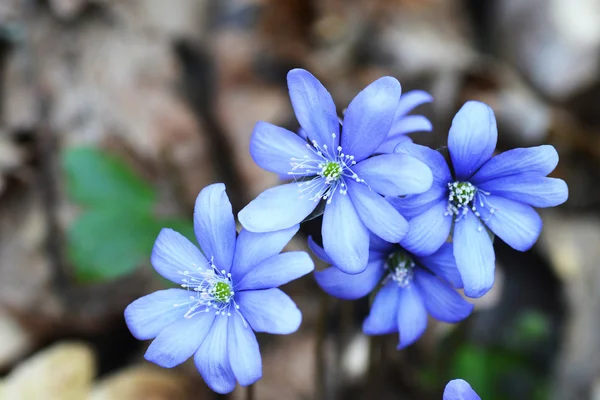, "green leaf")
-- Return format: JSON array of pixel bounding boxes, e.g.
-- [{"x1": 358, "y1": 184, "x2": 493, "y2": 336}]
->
[{"x1": 62, "y1": 147, "x2": 156, "y2": 208}]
